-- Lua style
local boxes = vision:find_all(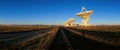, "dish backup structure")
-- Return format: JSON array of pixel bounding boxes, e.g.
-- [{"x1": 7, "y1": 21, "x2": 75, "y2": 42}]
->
[
  {"x1": 64, "y1": 18, "x2": 76, "y2": 26},
  {"x1": 76, "y1": 6, "x2": 93, "y2": 26}
]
